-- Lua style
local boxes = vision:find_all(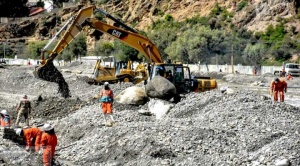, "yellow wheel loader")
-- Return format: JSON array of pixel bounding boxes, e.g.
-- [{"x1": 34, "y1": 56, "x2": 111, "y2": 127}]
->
[
  {"x1": 34, "y1": 5, "x2": 217, "y2": 98},
  {"x1": 86, "y1": 56, "x2": 148, "y2": 85}
]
